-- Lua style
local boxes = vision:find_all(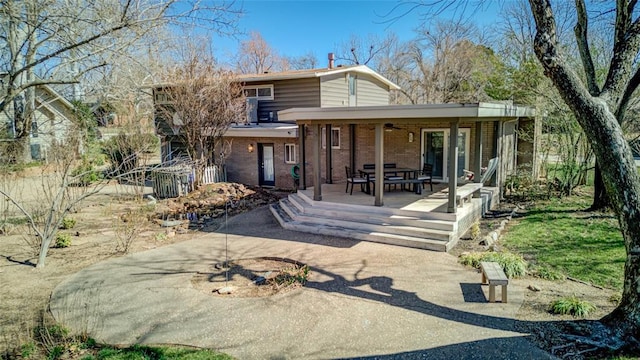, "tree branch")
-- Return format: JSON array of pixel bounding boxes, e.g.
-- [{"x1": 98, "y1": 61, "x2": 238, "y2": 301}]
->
[{"x1": 574, "y1": 0, "x2": 599, "y2": 95}]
